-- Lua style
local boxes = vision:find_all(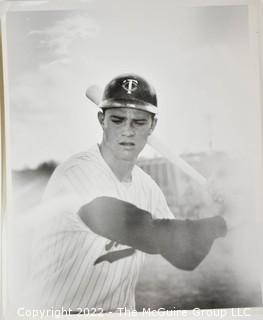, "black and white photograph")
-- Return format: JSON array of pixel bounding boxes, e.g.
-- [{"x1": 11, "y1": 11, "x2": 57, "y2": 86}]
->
[{"x1": 2, "y1": 0, "x2": 263, "y2": 318}]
